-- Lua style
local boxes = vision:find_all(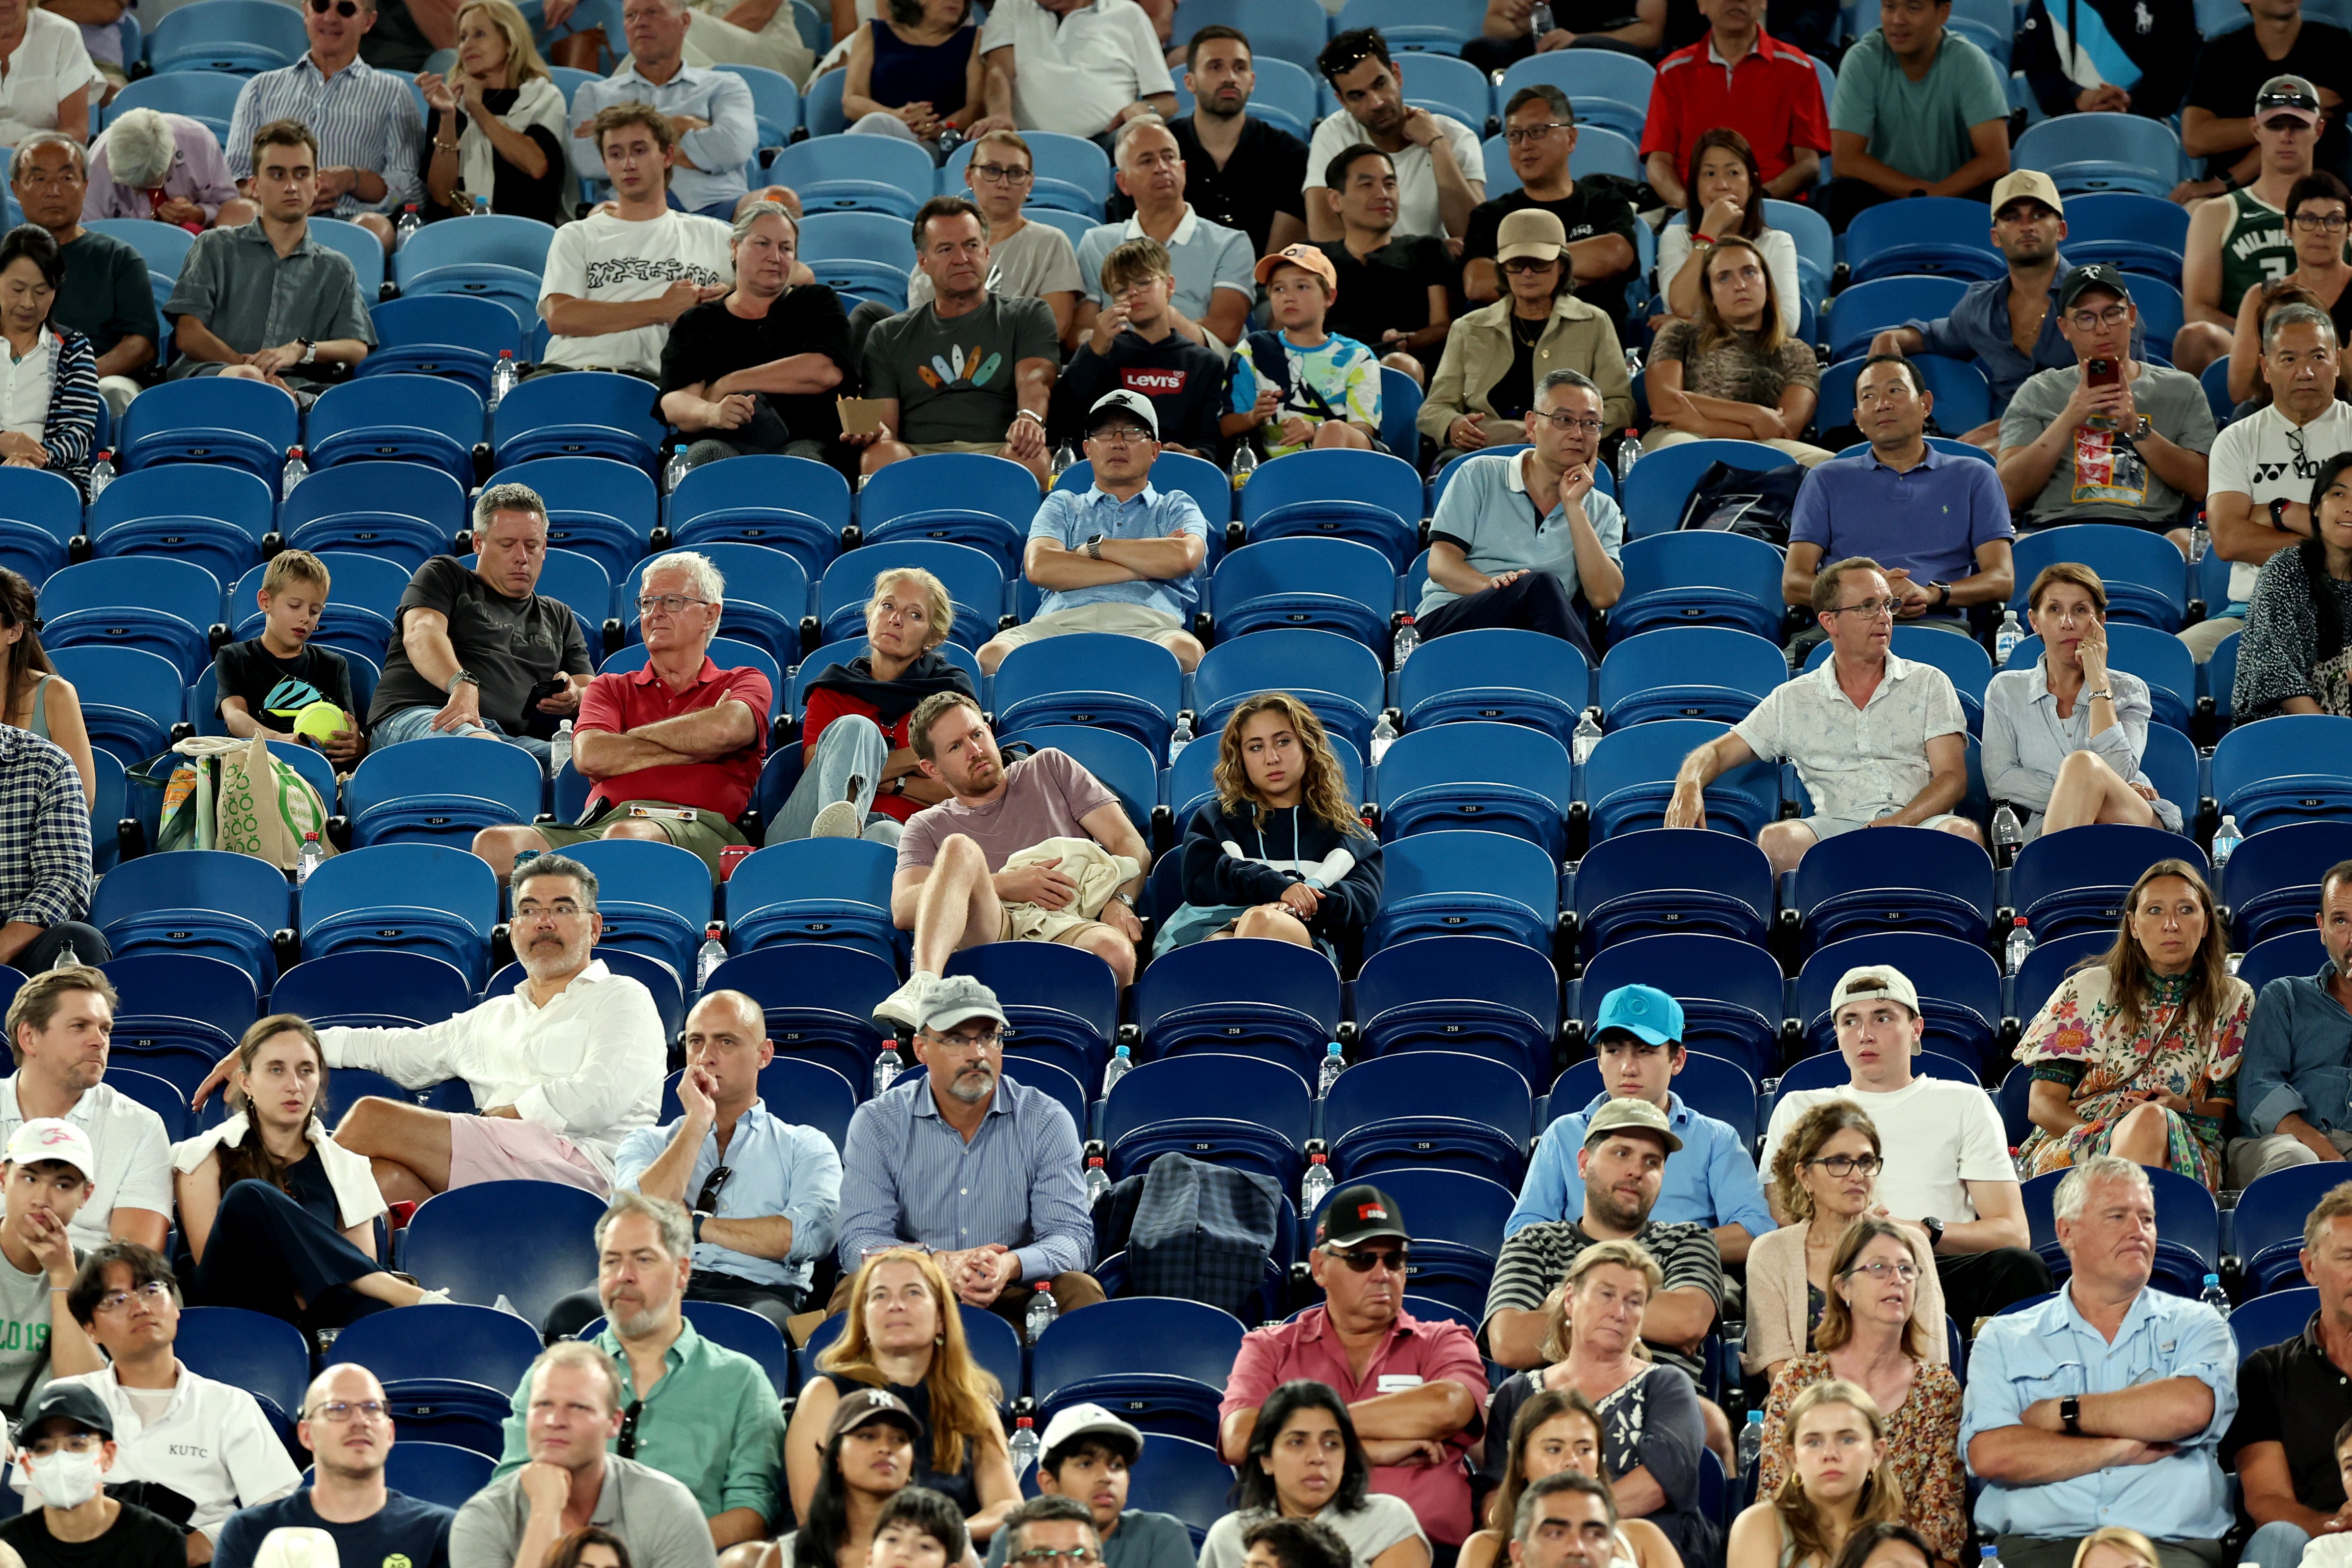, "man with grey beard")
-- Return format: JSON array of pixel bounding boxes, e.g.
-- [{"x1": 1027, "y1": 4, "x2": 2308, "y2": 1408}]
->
[
  {"x1": 831, "y1": 976, "x2": 1102, "y2": 1327},
  {"x1": 490, "y1": 1192, "x2": 780, "y2": 1552}
]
